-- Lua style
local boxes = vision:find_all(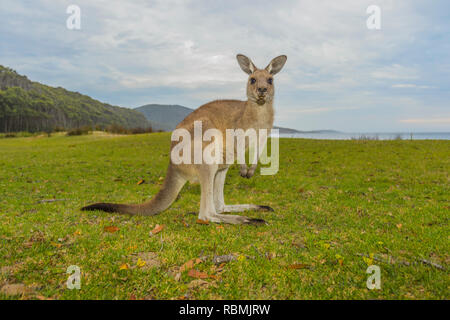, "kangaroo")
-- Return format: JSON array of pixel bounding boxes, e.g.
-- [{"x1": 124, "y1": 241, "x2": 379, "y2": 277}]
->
[{"x1": 82, "y1": 54, "x2": 287, "y2": 224}]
